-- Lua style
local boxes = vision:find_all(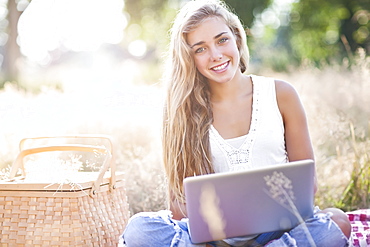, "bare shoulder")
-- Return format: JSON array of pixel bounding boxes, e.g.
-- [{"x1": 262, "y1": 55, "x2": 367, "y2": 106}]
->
[
  {"x1": 274, "y1": 79, "x2": 298, "y2": 97},
  {"x1": 274, "y1": 79, "x2": 303, "y2": 117}
]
